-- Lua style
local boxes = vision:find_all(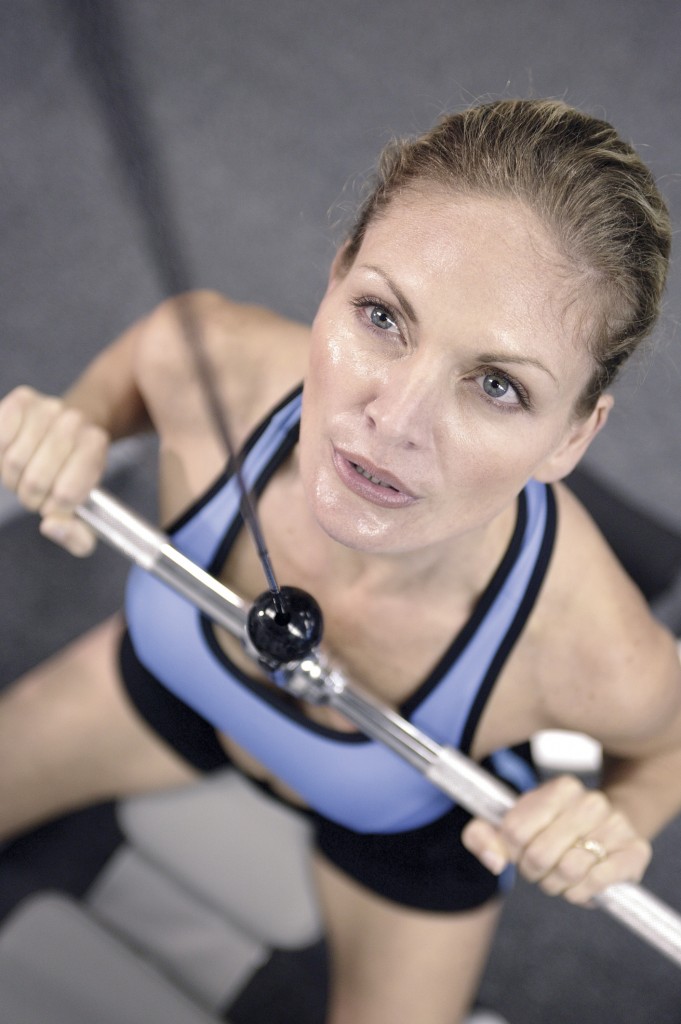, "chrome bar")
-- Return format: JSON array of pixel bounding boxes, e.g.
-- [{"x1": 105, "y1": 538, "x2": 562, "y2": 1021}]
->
[
  {"x1": 78, "y1": 489, "x2": 247, "y2": 636},
  {"x1": 76, "y1": 487, "x2": 681, "y2": 968},
  {"x1": 595, "y1": 883, "x2": 681, "y2": 965}
]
